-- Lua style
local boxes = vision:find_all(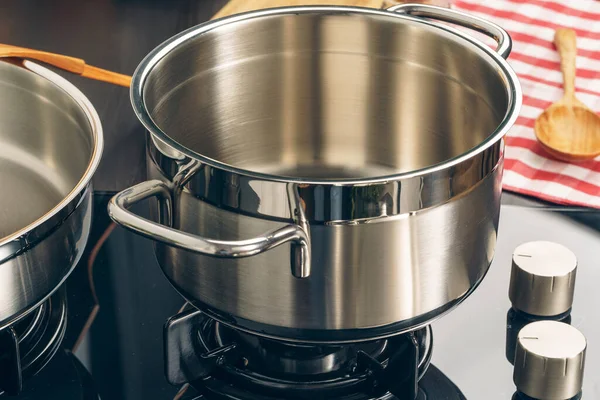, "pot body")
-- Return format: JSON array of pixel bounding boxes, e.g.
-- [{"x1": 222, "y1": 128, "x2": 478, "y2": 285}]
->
[
  {"x1": 0, "y1": 60, "x2": 102, "y2": 328},
  {"x1": 0, "y1": 187, "x2": 93, "y2": 330},
  {"x1": 110, "y1": 5, "x2": 521, "y2": 342},
  {"x1": 147, "y1": 144, "x2": 503, "y2": 342}
]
